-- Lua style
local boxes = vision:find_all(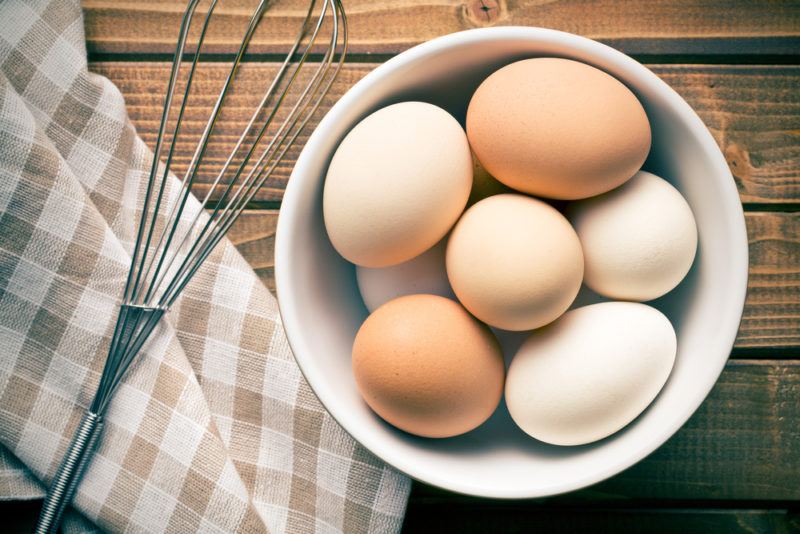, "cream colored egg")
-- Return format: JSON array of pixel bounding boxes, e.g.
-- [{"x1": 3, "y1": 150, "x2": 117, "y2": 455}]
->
[
  {"x1": 467, "y1": 58, "x2": 651, "y2": 200},
  {"x1": 324, "y1": 102, "x2": 472, "y2": 267},
  {"x1": 505, "y1": 302, "x2": 676, "y2": 446},
  {"x1": 567, "y1": 170, "x2": 698, "y2": 301},
  {"x1": 446, "y1": 194, "x2": 584, "y2": 331},
  {"x1": 352, "y1": 295, "x2": 504, "y2": 438},
  {"x1": 356, "y1": 238, "x2": 454, "y2": 312}
]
